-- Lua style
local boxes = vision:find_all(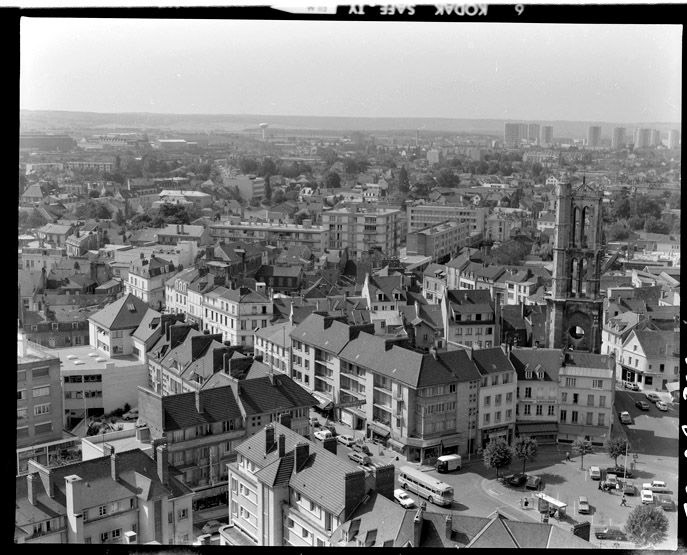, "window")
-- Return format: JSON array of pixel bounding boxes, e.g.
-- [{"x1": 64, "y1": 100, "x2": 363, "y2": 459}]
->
[
  {"x1": 17, "y1": 371, "x2": 26, "y2": 382},
  {"x1": 571, "y1": 411, "x2": 578, "y2": 423},
  {"x1": 495, "y1": 411, "x2": 501, "y2": 423},
  {"x1": 483, "y1": 413, "x2": 490, "y2": 424},
  {"x1": 100, "y1": 531, "x2": 109, "y2": 543},
  {"x1": 524, "y1": 387, "x2": 531, "y2": 399},
  {"x1": 561, "y1": 392, "x2": 567, "y2": 403},
  {"x1": 565, "y1": 378, "x2": 576, "y2": 387},
  {"x1": 17, "y1": 407, "x2": 27, "y2": 420},
  {"x1": 495, "y1": 394, "x2": 502, "y2": 406},
  {"x1": 524, "y1": 405, "x2": 531, "y2": 415},
  {"x1": 112, "y1": 529, "x2": 121, "y2": 539},
  {"x1": 34, "y1": 403, "x2": 51, "y2": 416},
  {"x1": 572, "y1": 393, "x2": 579, "y2": 405},
  {"x1": 598, "y1": 413, "x2": 605, "y2": 427},
  {"x1": 586, "y1": 412, "x2": 593, "y2": 425},
  {"x1": 560, "y1": 409, "x2": 567, "y2": 422},
  {"x1": 536, "y1": 405, "x2": 543, "y2": 416},
  {"x1": 659, "y1": 364, "x2": 665, "y2": 372},
  {"x1": 599, "y1": 396, "x2": 606, "y2": 408},
  {"x1": 491, "y1": 375, "x2": 499, "y2": 386},
  {"x1": 587, "y1": 394, "x2": 594, "y2": 407},
  {"x1": 98, "y1": 505, "x2": 108, "y2": 516},
  {"x1": 302, "y1": 529, "x2": 310, "y2": 539},
  {"x1": 645, "y1": 376, "x2": 653, "y2": 385},
  {"x1": 177, "y1": 508, "x2": 188, "y2": 520},
  {"x1": 287, "y1": 518, "x2": 294, "y2": 529},
  {"x1": 32, "y1": 386, "x2": 50, "y2": 398},
  {"x1": 506, "y1": 409, "x2": 512, "y2": 419},
  {"x1": 484, "y1": 396, "x2": 490, "y2": 406},
  {"x1": 548, "y1": 405, "x2": 555, "y2": 416},
  {"x1": 17, "y1": 390, "x2": 26, "y2": 401},
  {"x1": 32, "y1": 367, "x2": 49, "y2": 379},
  {"x1": 85, "y1": 537, "x2": 91, "y2": 544},
  {"x1": 592, "y1": 379, "x2": 603, "y2": 389}
]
